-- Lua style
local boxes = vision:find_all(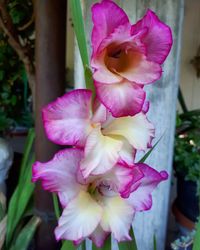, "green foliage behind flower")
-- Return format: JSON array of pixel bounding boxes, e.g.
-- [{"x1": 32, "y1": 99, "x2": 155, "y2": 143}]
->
[
  {"x1": 0, "y1": 0, "x2": 34, "y2": 133},
  {"x1": 174, "y1": 114, "x2": 200, "y2": 195}
]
